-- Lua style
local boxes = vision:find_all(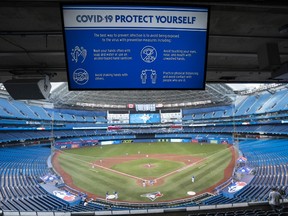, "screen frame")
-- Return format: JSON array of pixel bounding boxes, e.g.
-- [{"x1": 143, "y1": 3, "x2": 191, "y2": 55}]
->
[{"x1": 60, "y1": 2, "x2": 210, "y2": 91}]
